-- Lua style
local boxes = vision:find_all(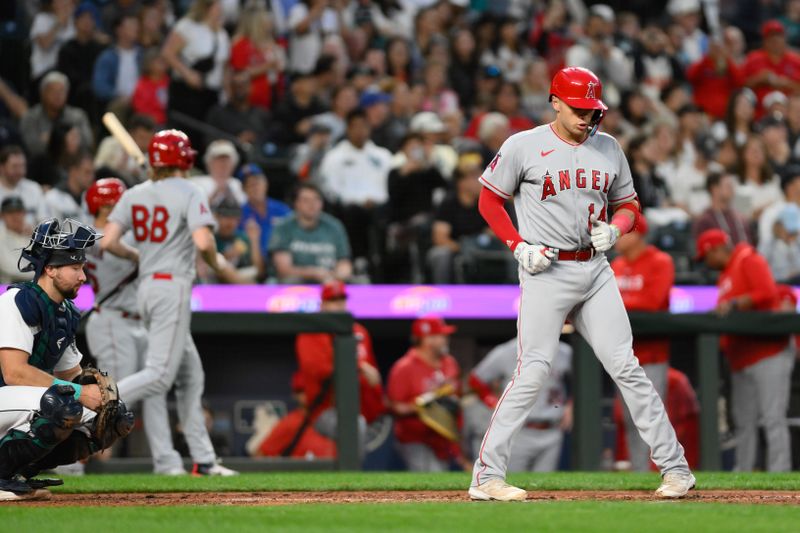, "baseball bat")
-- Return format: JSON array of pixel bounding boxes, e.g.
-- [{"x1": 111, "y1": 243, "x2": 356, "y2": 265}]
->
[{"x1": 102, "y1": 112, "x2": 147, "y2": 168}]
